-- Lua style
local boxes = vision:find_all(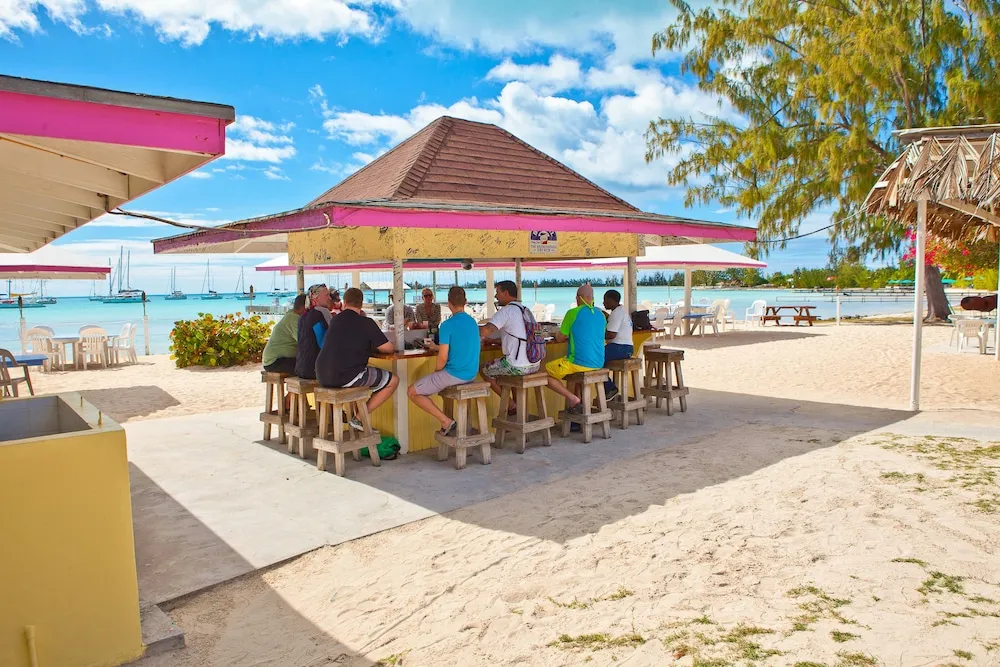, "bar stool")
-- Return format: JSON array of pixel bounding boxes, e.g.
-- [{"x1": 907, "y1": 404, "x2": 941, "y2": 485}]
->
[
  {"x1": 260, "y1": 371, "x2": 290, "y2": 443},
  {"x1": 285, "y1": 376, "x2": 318, "y2": 458},
  {"x1": 605, "y1": 357, "x2": 646, "y2": 429},
  {"x1": 313, "y1": 387, "x2": 381, "y2": 477},
  {"x1": 493, "y1": 372, "x2": 555, "y2": 453},
  {"x1": 642, "y1": 348, "x2": 689, "y2": 415},
  {"x1": 558, "y1": 369, "x2": 613, "y2": 443},
  {"x1": 435, "y1": 381, "x2": 493, "y2": 470}
]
